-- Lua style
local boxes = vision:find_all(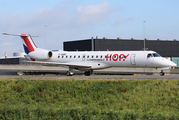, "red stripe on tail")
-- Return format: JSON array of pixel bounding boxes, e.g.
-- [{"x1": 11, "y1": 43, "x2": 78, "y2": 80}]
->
[
  {"x1": 21, "y1": 36, "x2": 35, "y2": 52},
  {"x1": 31, "y1": 58, "x2": 35, "y2": 61}
]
